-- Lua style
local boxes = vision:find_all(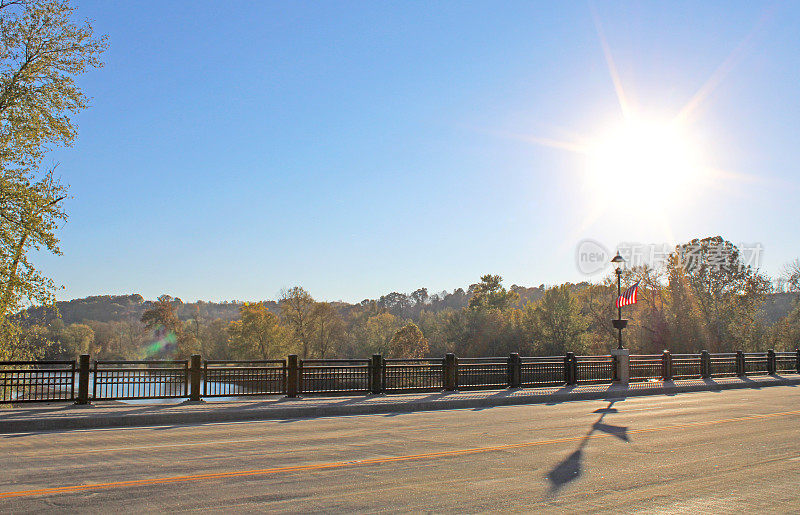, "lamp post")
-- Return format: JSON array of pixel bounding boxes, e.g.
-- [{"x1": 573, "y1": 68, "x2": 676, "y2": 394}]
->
[{"x1": 611, "y1": 252, "x2": 628, "y2": 350}]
